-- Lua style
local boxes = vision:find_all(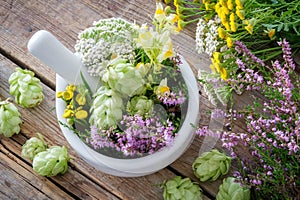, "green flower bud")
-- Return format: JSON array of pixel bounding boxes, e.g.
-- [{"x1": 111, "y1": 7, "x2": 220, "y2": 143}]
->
[
  {"x1": 192, "y1": 149, "x2": 231, "y2": 182},
  {"x1": 9, "y1": 67, "x2": 44, "y2": 108},
  {"x1": 32, "y1": 146, "x2": 69, "y2": 177},
  {"x1": 89, "y1": 86, "x2": 123, "y2": 129},
  {"x1": 162, "y1": 176, "x2": 202, "y2": 200},
  {"x1": 216, "y1": 177, "x2": 250, "y2": 200},
  {"x1": 127, "y1": 96, "x2": 153, "y2": 116},
  {"x1": 21, "y1": 133, "x2": 47, "y2": 160},
  {"x1": 102, "y1": 59, "x2": 145, "y2": 97},
  {"x1": 0, "y1": 99, "x2": 22, "y2": 137}
]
